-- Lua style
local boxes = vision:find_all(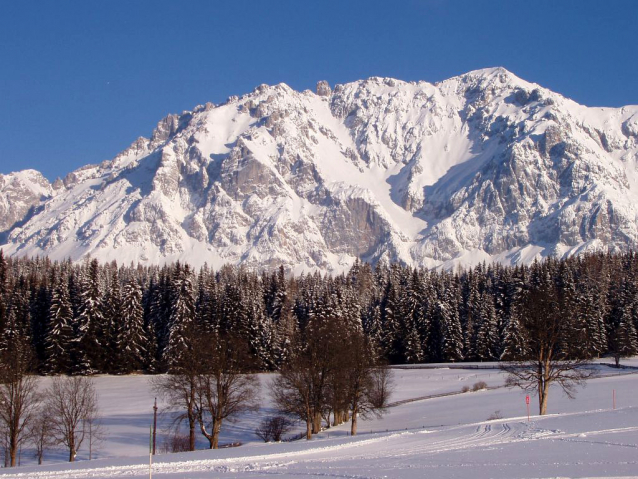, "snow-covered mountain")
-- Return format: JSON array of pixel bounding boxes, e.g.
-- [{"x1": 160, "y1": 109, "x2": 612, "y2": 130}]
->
[
  {"x1": 0, "y1": 170, "x2": 54, "y2": 236},
  {"x1": 2, "y1": 67, "x2": 638, "y2": 272}
]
